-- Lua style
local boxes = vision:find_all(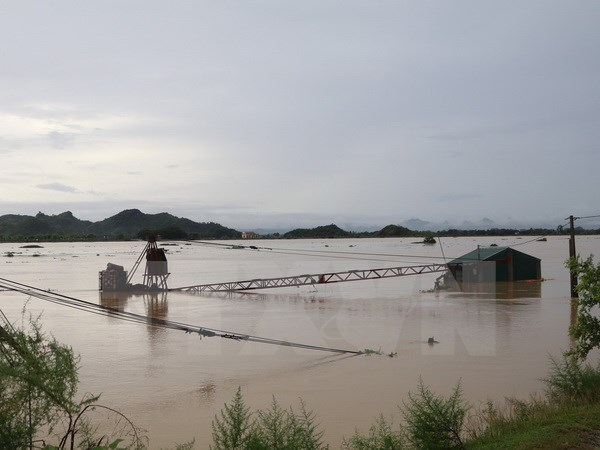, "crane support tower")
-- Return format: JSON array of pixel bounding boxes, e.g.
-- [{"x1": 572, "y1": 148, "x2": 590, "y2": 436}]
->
[
  {"x1": 99, "y1": 236, "x2": 169, "y2": 291},
  {"x1": 142, "y1": 236, "x2": 169, "y2": 290}
]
